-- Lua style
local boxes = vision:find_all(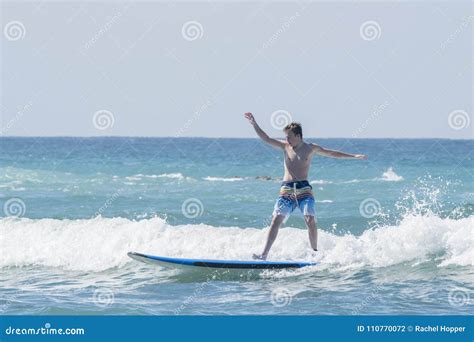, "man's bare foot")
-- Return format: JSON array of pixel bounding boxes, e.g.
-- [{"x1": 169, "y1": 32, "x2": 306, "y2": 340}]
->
[{"x1": 252, "y1": 253, "x2": 267, "y2": 261}]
